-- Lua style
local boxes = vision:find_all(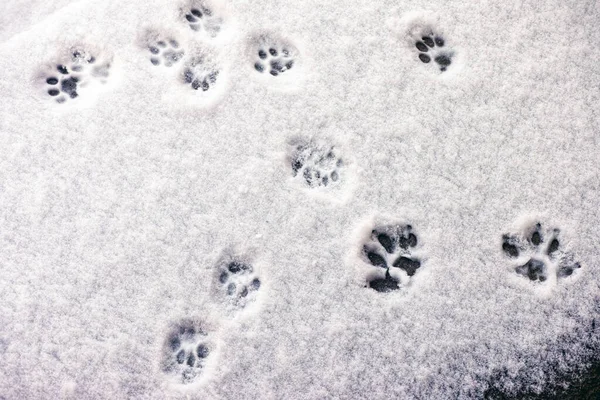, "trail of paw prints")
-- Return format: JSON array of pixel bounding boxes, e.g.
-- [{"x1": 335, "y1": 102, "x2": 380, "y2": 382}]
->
[
  {"x1": 182, "y1": 55, "x2": 219, "y2": 92},
  {"x1": 362, "y1": 224, "x2": 421, "y2": 292},
  {"x1": 141, "y1": 30, "x2": 227, "y2": 101},
  {"x1": 414, "y1": 33, "x2": 453, "y2": 72},
  {"x1": 502, "y1": 222, "x2": 581, "y2": 283},
  {"x1": 162, "y1": 319, "x2": 213, "y2": 385},
  {"x1": 218, "y1": 260, "x2": 261, "y2": 308},
  {"x1": 289, "y1": 140, "x2": 343, "y2": 189},
  {"x1": 147, "y1": 38, "x2": 184, "y2": 67},
  {"x1": 251, "y1": 34, "x2": 298, "y2": 77},
  {"x1": 183, "y1": 2, "x2": 223, "y2": 37},
  {"x1": 42, "y1": 48, "x2": 111, "y2": 104}
]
